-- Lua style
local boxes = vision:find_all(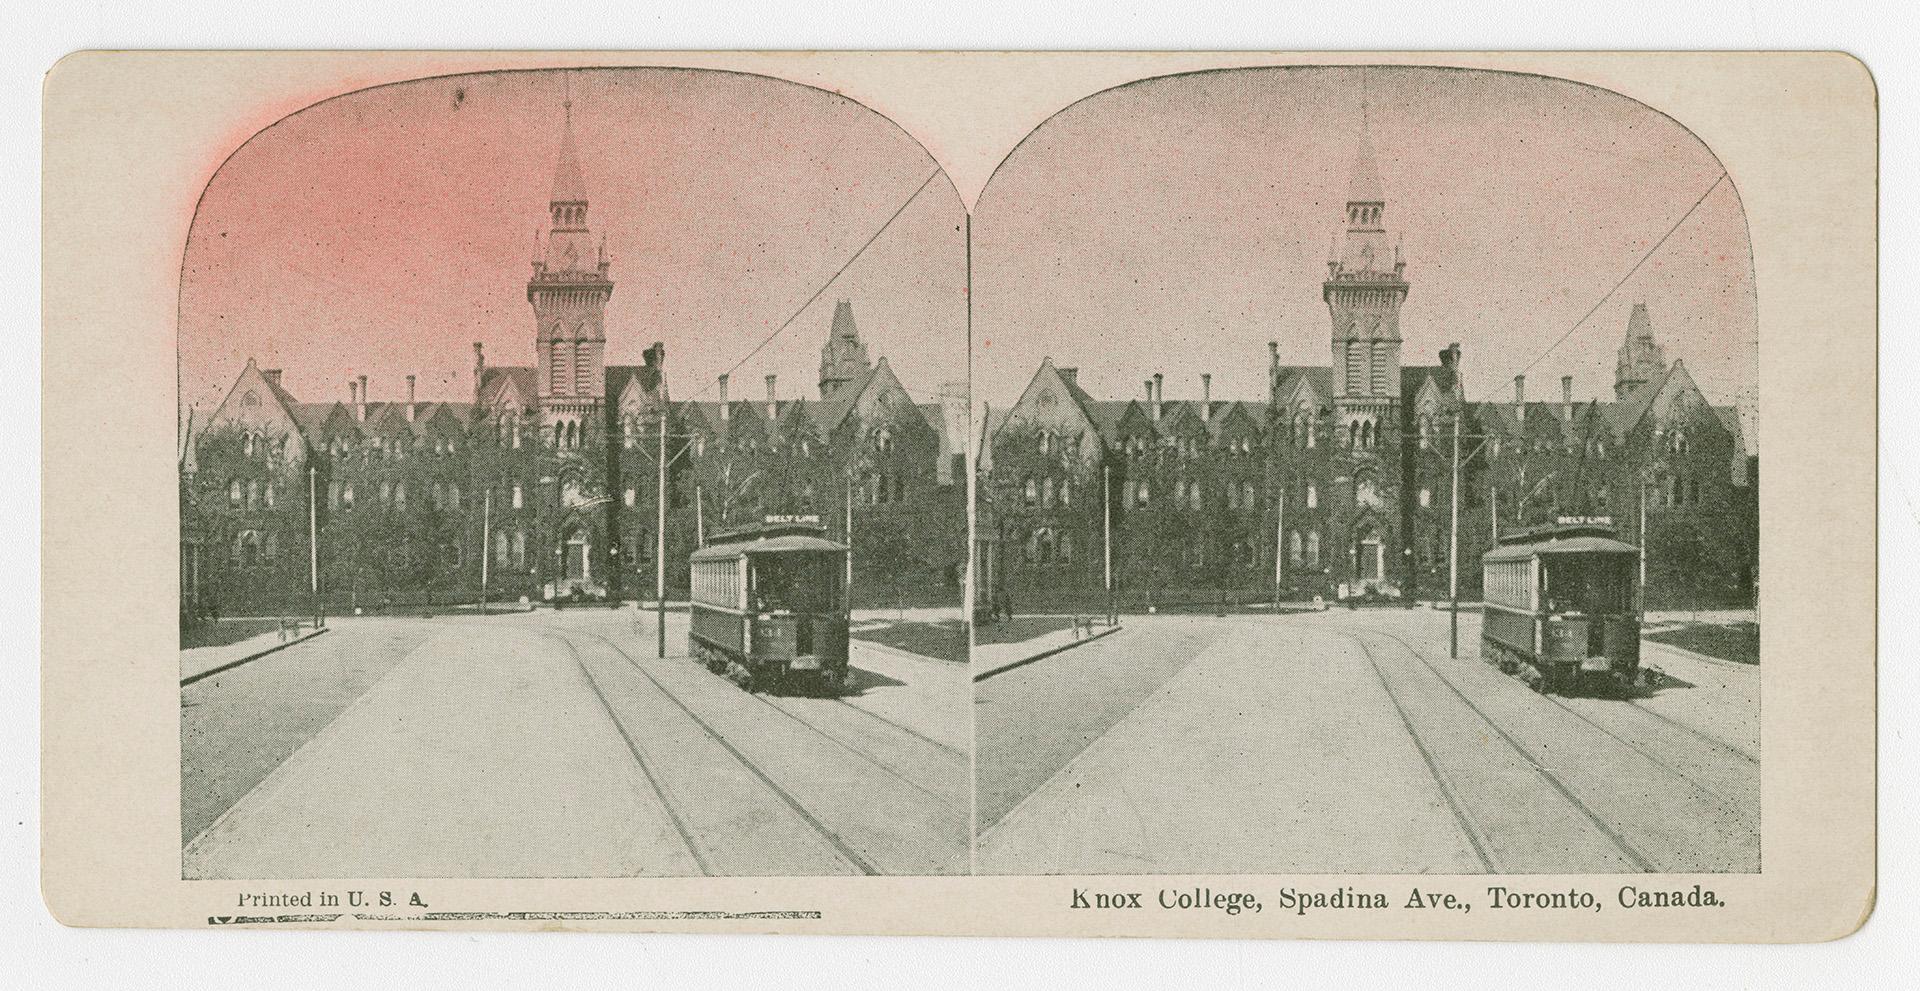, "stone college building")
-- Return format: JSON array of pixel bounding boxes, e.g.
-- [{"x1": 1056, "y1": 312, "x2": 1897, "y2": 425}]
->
[
  {"x1": 979, "y1": 131, "x2": 1757, "y2": 612},
  {"x1": 181, "y1": 108, "x2": 967, "y2": 618}
]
